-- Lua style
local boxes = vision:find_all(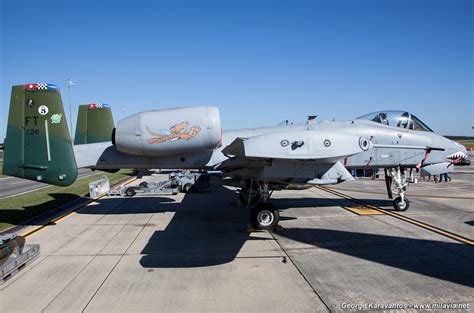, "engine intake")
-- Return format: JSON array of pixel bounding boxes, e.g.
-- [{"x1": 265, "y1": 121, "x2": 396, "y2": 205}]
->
[{"x1": 115, "y1": 107, "x2": 221, "y2": 157}]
